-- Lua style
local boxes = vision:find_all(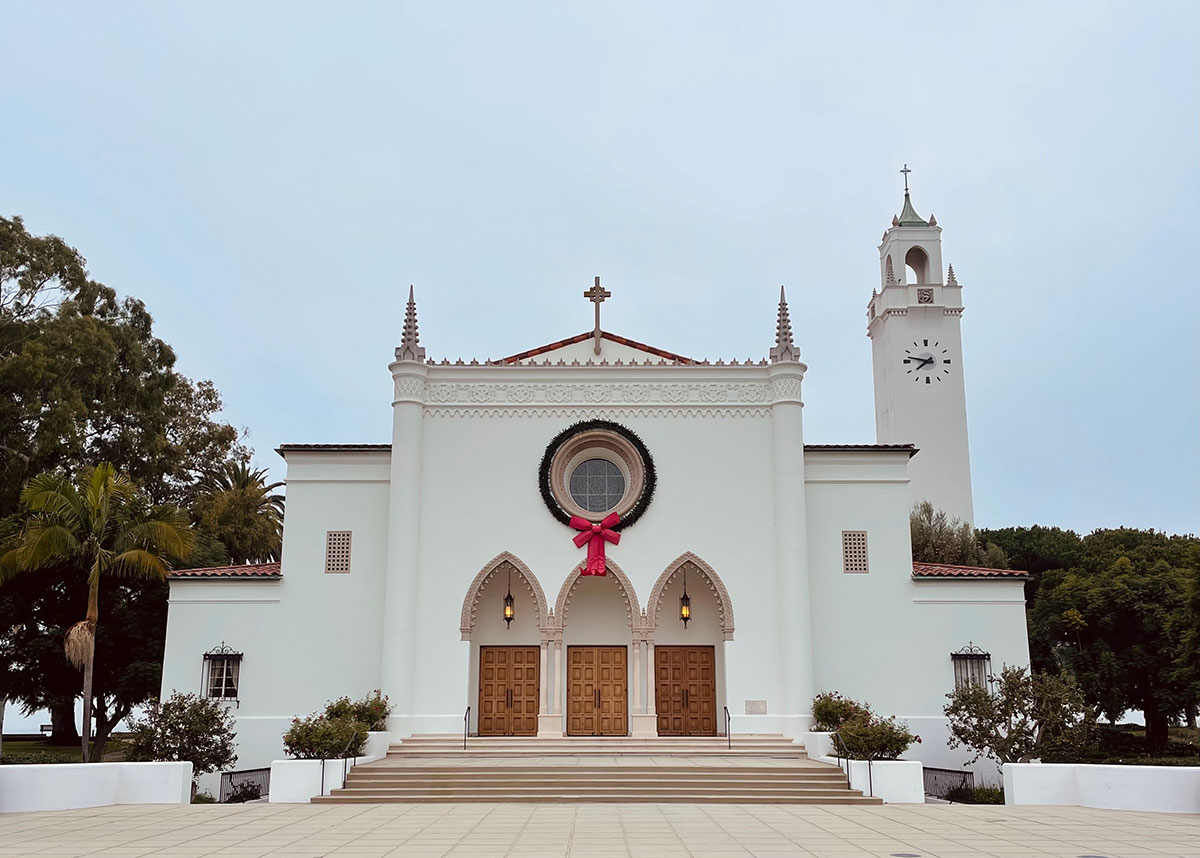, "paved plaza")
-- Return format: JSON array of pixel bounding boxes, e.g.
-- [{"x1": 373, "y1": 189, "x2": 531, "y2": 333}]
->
[{"x1": 0, "y1": 802, "x2": 1197, "y2": 858}]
